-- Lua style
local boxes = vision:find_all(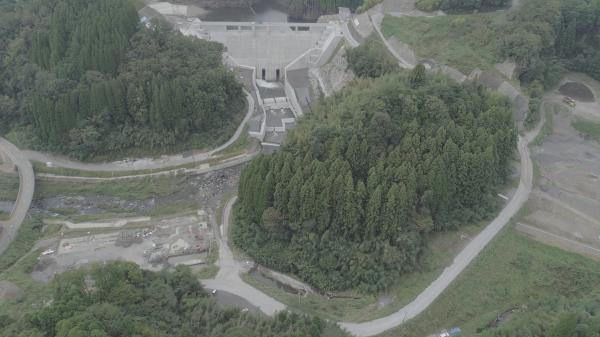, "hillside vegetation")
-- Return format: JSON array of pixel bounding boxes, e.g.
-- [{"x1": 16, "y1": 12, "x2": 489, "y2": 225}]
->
[
  {"x1": 345, "y1": 36, "x2": 399, "y2": 78},
  {"x1": 0, "y1": 0, "x2": 244, "y2": 160},
  {"x1": 0, "y1": 261, "x2": 343, "y2": 337},
  {"x1": 384, "y1": 0, "x2": 600, "y2": 89},
  {"x1": 416, "y1": 0, "x2": 510, "y2": 12},
  {"x1": 380, "y1": 229, "x2": 600, "y2": 337},
  {"x1": 234, "y1": 70, "x2": 517, "y2": 292},
  {"x1": 280, "y1": 0, "x2": 364, "y2": 21}
]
